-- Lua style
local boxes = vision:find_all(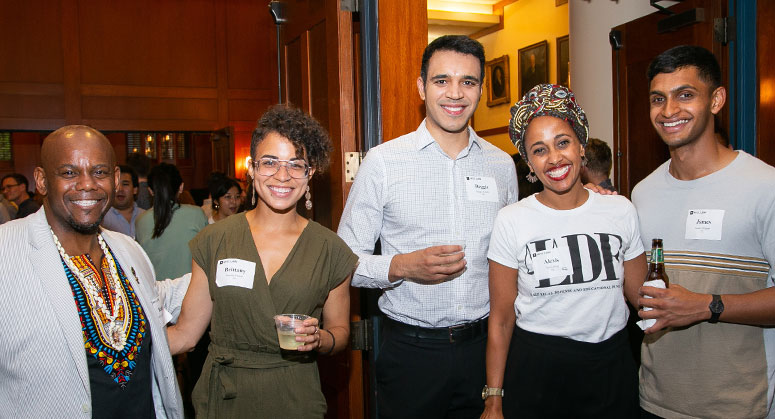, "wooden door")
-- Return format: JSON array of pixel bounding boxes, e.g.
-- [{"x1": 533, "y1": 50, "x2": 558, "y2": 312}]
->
[
  {"x1": 611, "y1": 0, "x2": 727, "y2": 197},
  {"x1": 758, "y1": 1, "x2": 775, "y2": 166},
  {"x1": 279, "y1": 1, "x2": 361, "y2": 418}
]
